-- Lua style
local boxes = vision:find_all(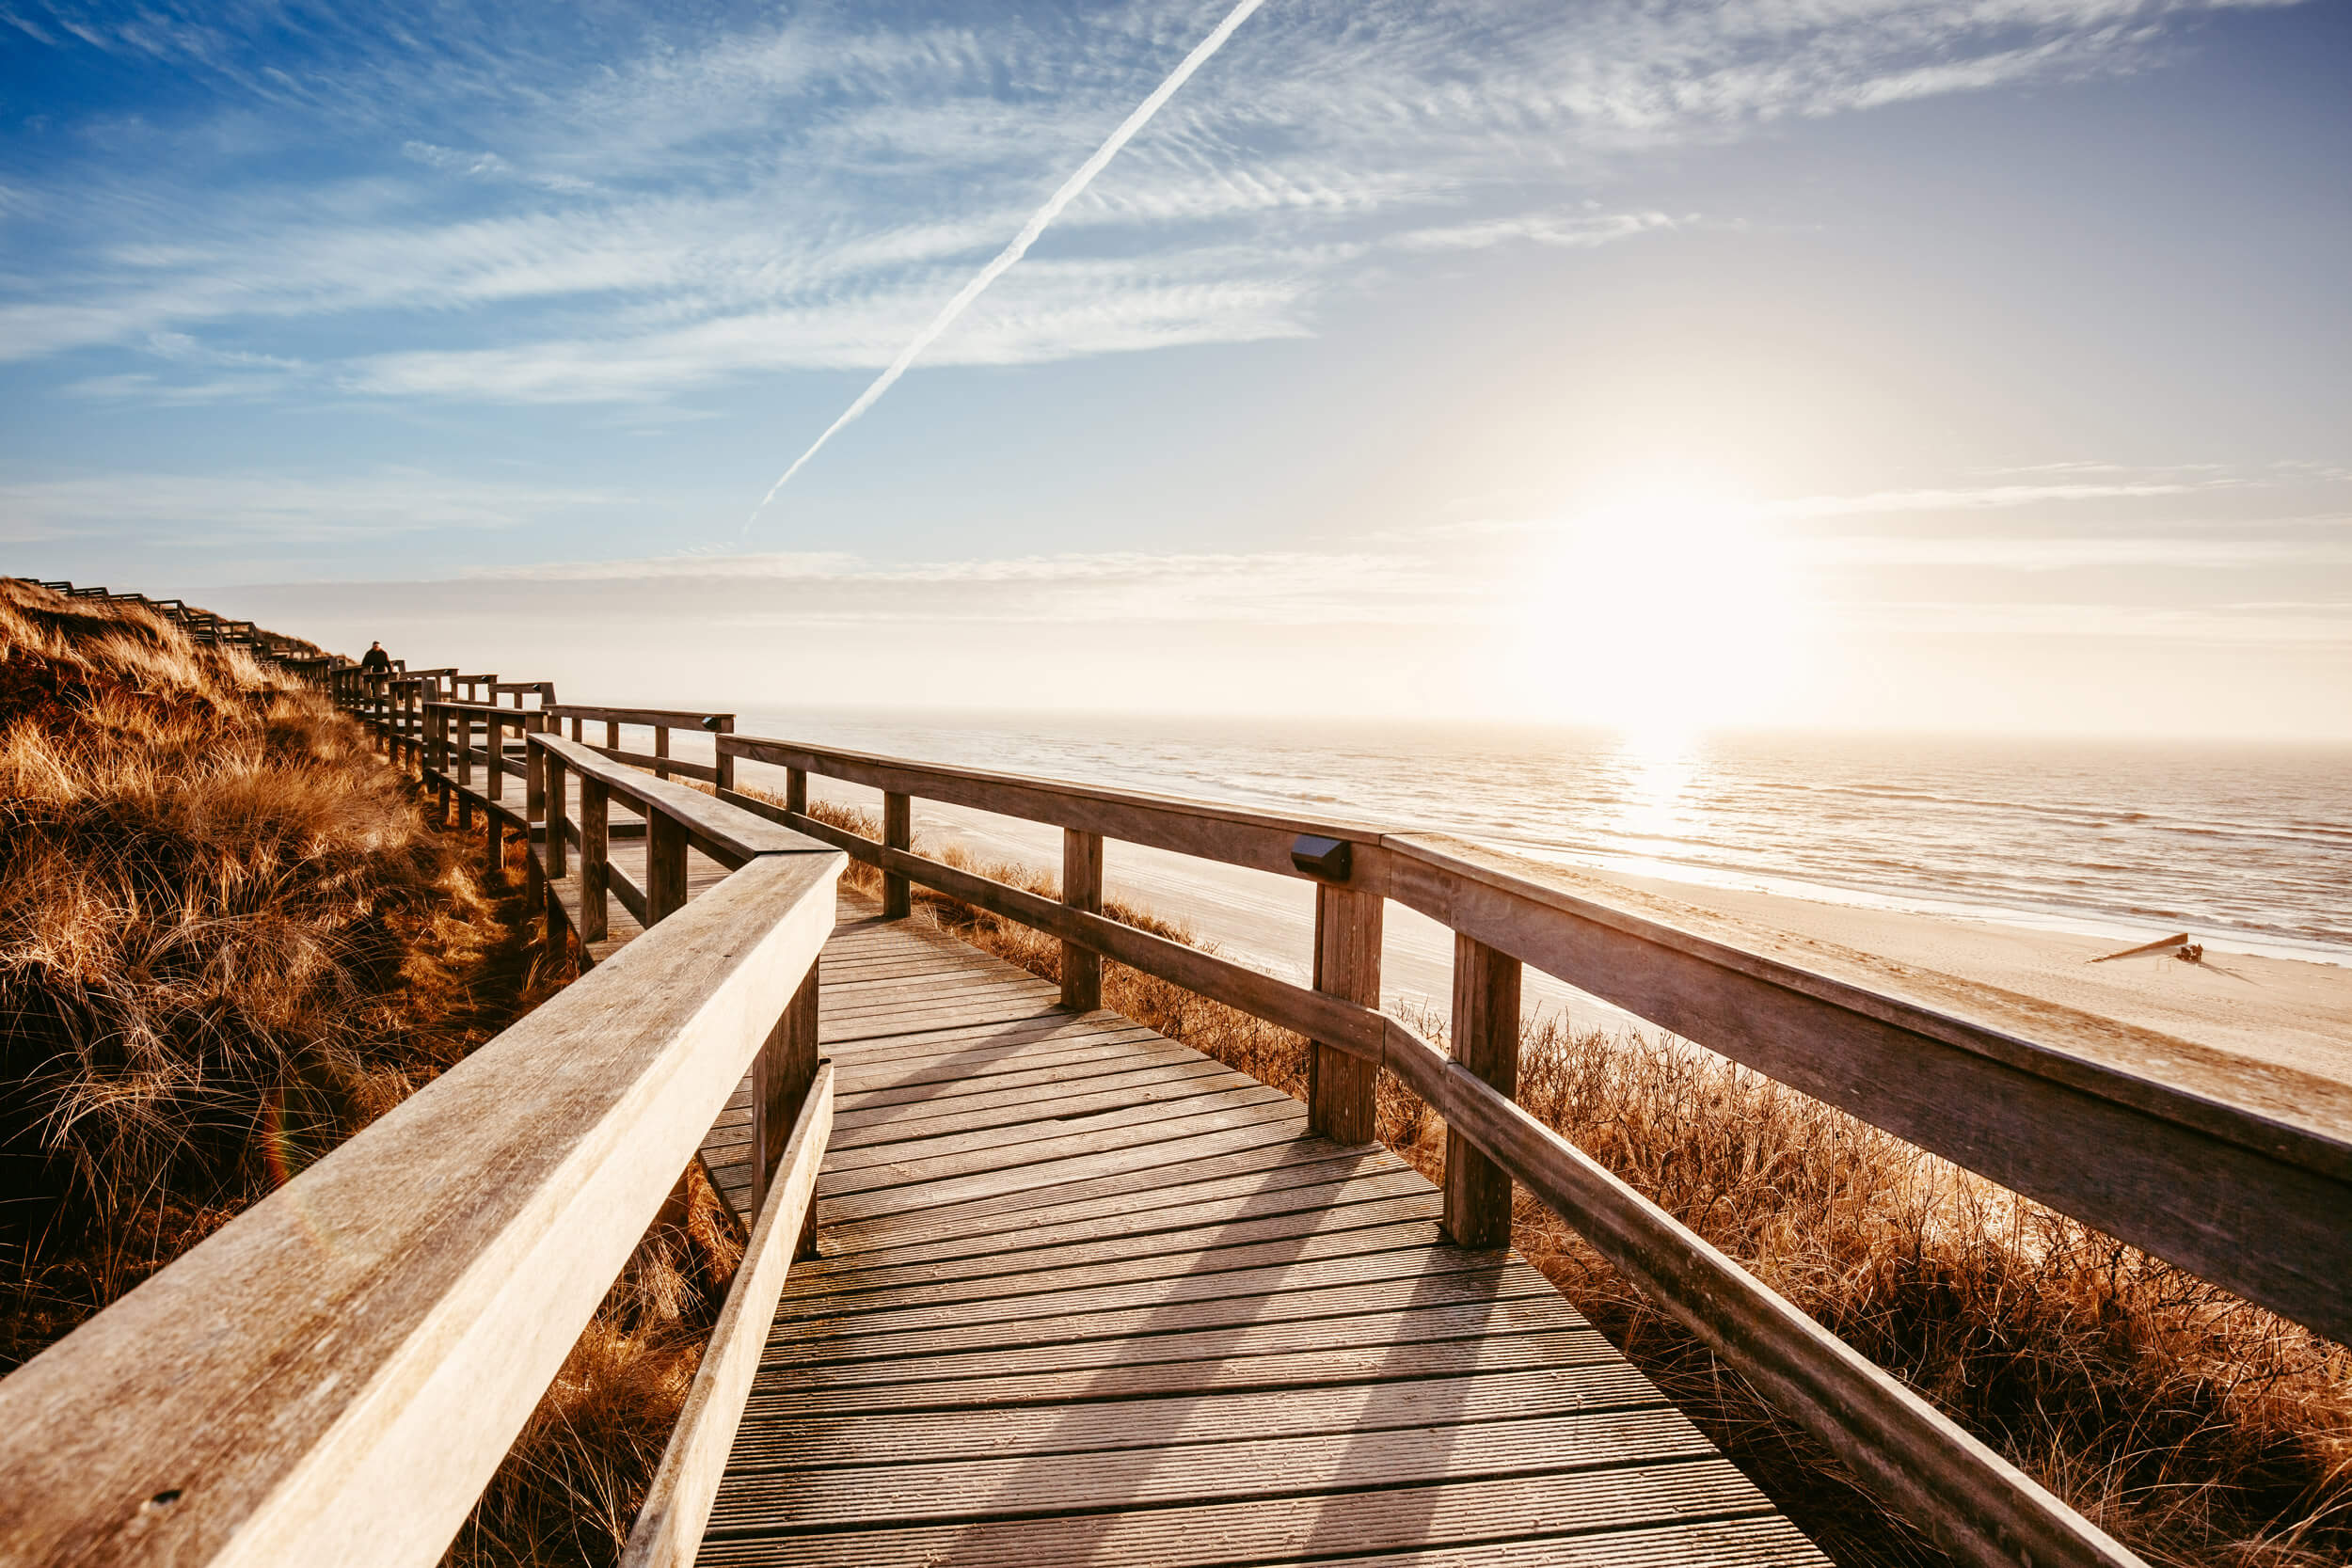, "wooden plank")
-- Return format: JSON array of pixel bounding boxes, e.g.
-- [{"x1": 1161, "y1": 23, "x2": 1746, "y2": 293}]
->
[
  {"x1": 828, "y1": 1060, "x2": 1239, "y2": 1146},
  {"x1": 772, "y1": 1224, "x2": 1486, "y2": 1337},
  {"x1": 816, "y1": 1091, "x2": 1302, "y2": 1201},
  {"x1": 796, "y1": 1167, "x2": 1437, "y2": 1291},
  {"x1": 0, "y1": 852, "x2": 841, "y2": 1568},
  {"x1": 715, "y1": 1407, "x2": 1719, "y2": 1529},
  {"x1": 697, "y1": 1461, "x2": 1785, "y2": 1567},
  {"x1": 755, "y1": 1265, "x2": 1550, "y2": 1375},
  {"x1": 724, "y1": 1362, "x2": 1662, "y2": 1468},
  {"x1": 746, "y1": 1323, "x2": 1619, "y2": 1419},
  {"x1": 780, "y1": 1190, "x2": 1444, "y2": 1313},
  {"x1": 620, "y1": 1066, "x2": 832, "y2": 1568}
]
